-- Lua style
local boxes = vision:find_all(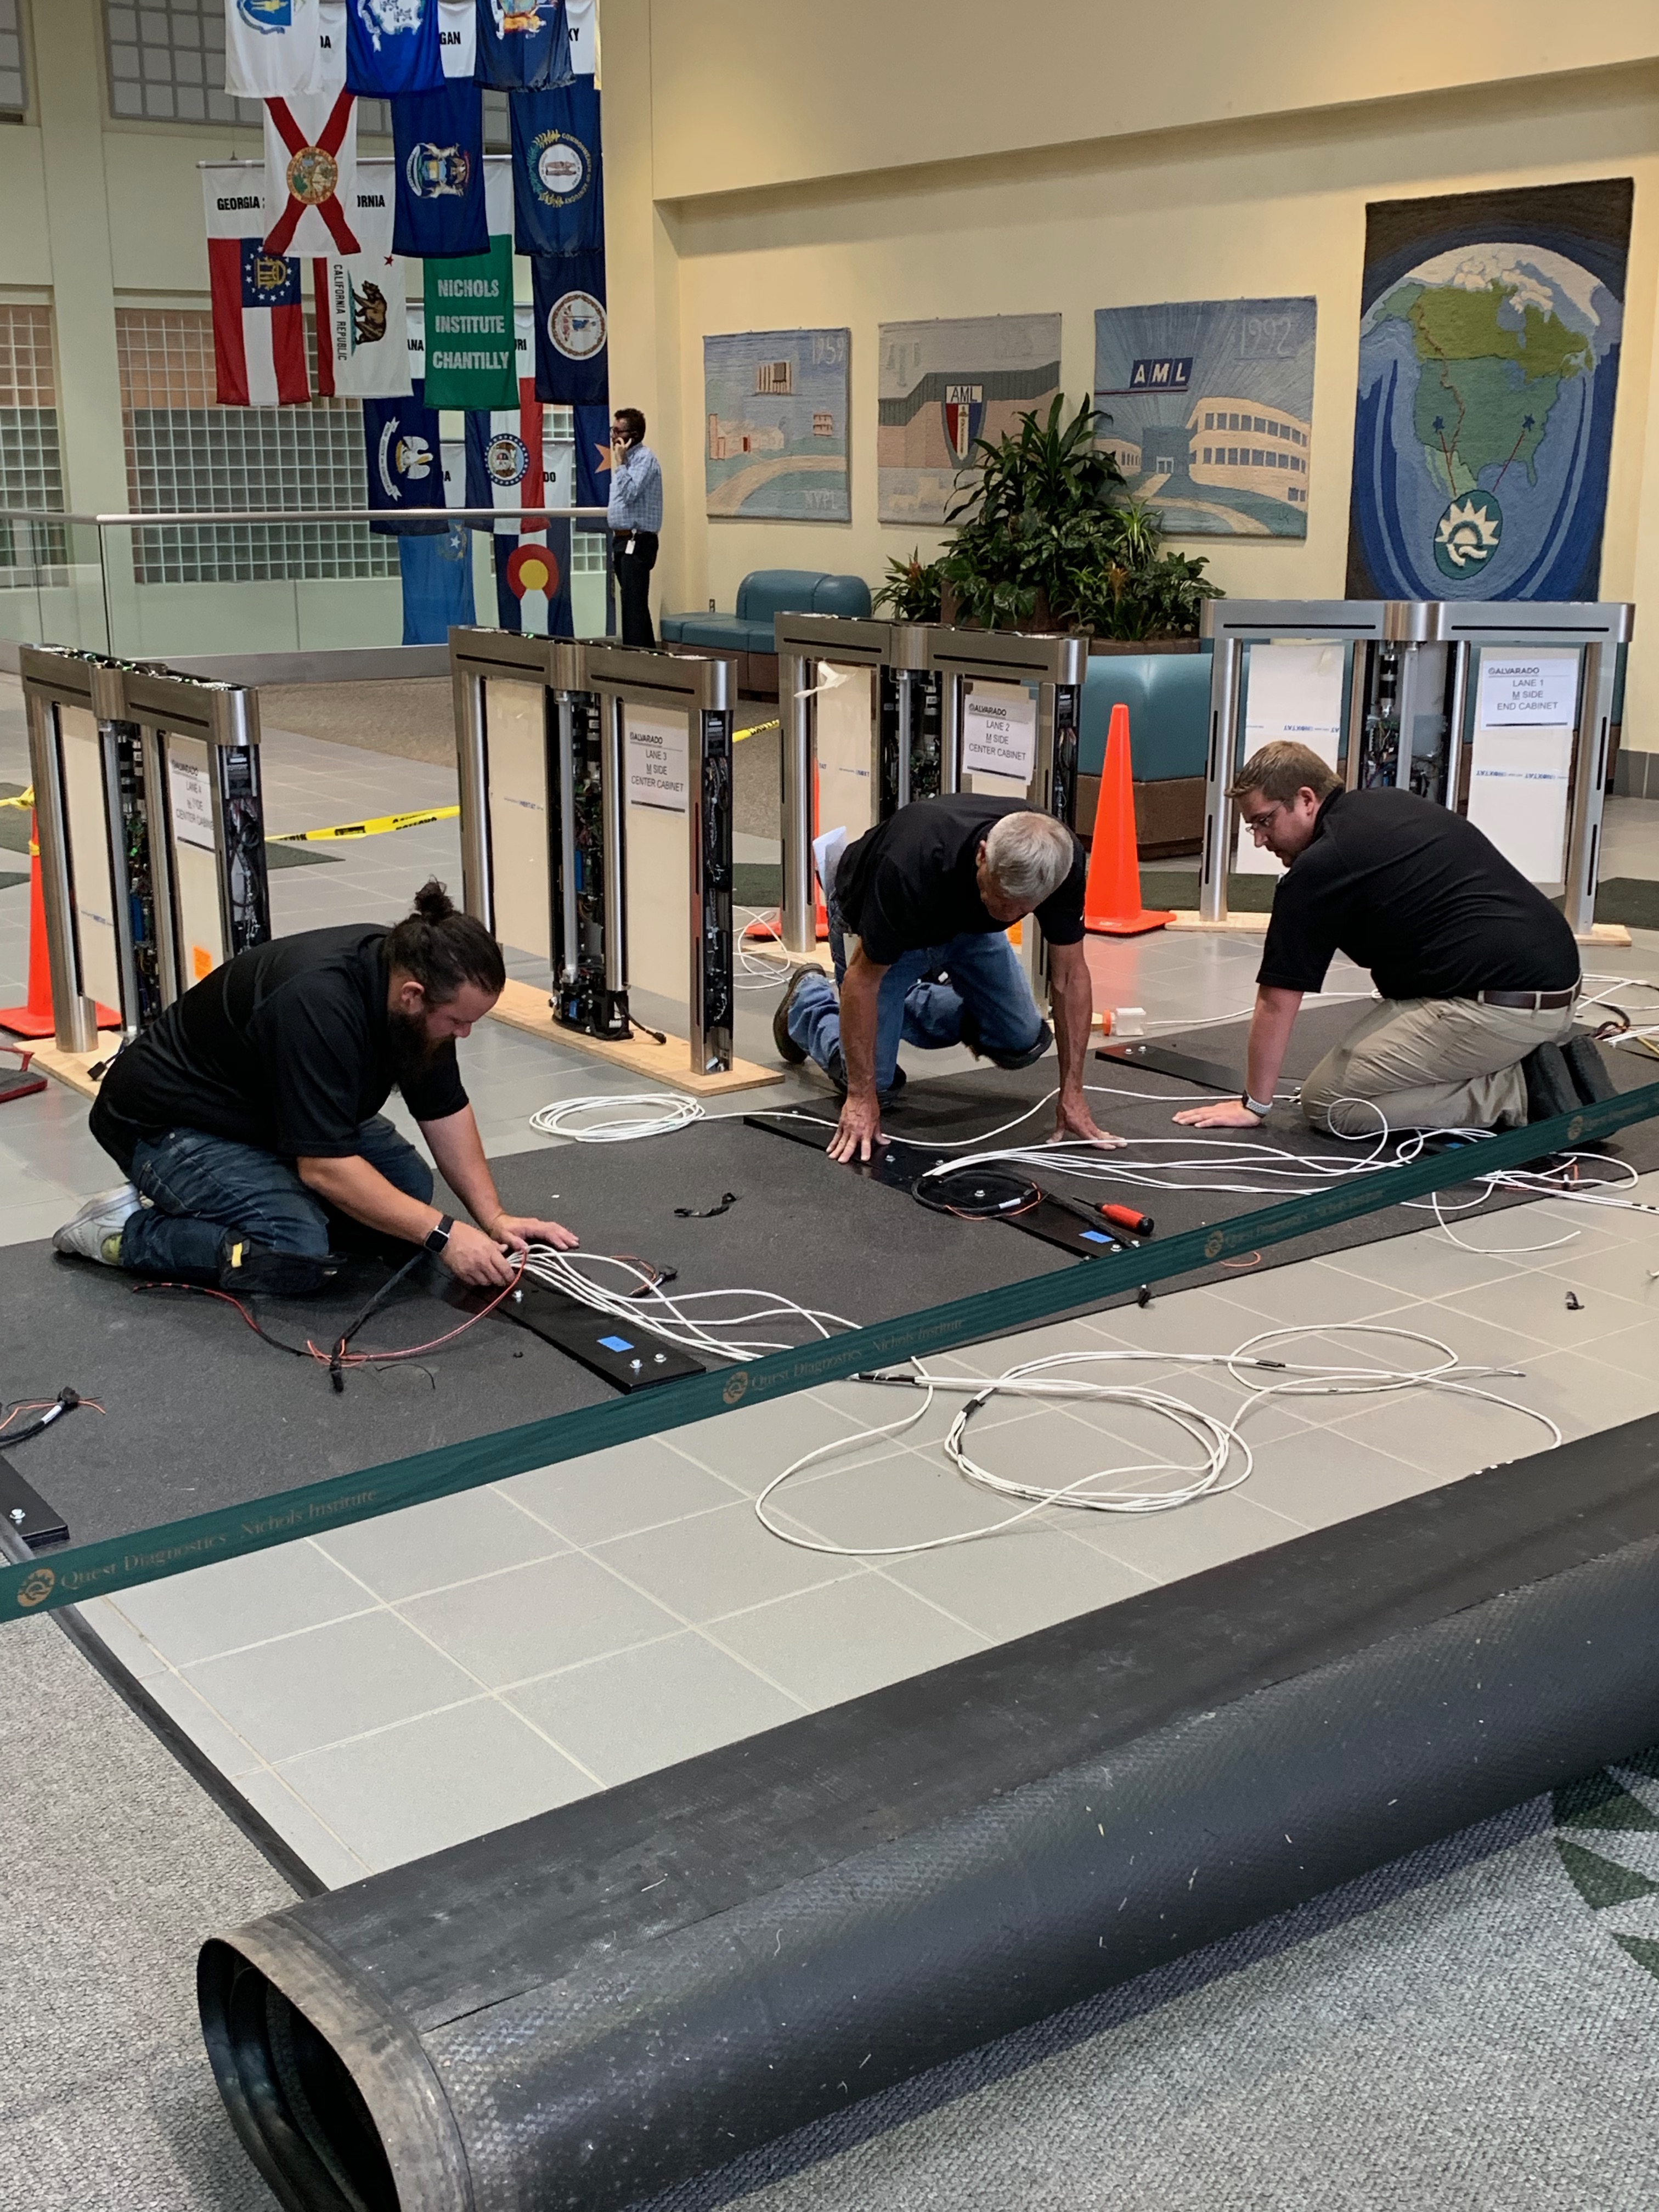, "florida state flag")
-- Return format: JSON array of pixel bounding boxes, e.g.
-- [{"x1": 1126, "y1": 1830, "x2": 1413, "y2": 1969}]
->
[{"x1": 263, "y1": 90, "x2": 361, "y2": 257}]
